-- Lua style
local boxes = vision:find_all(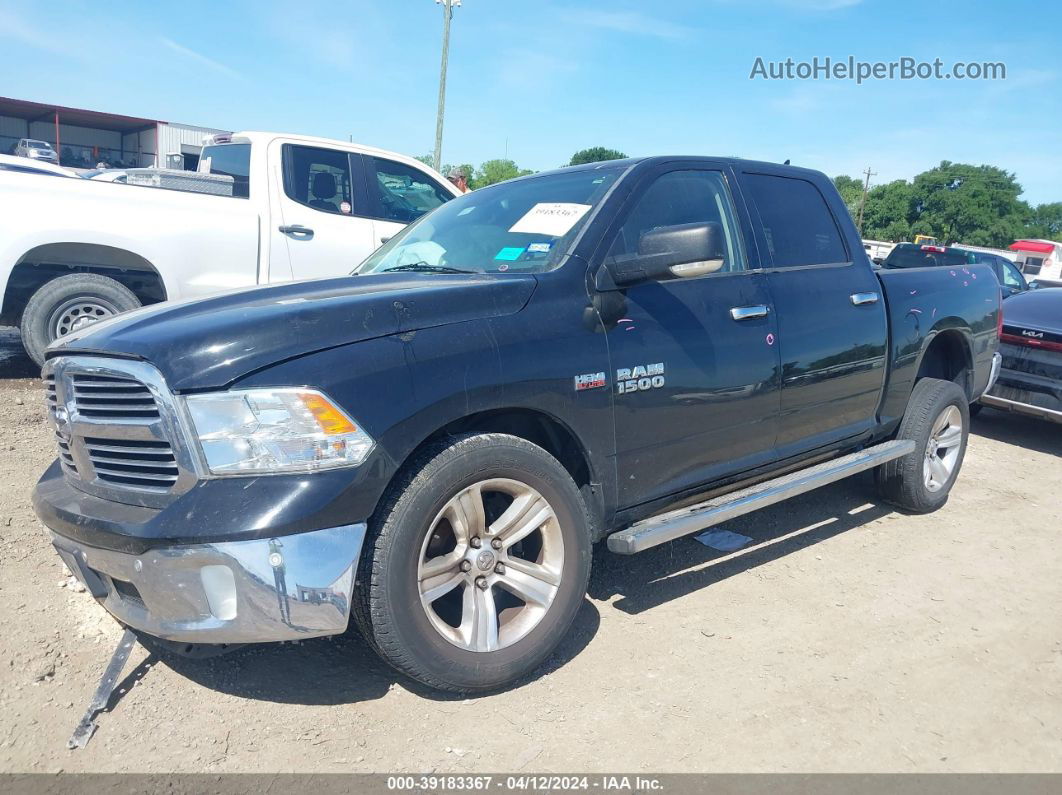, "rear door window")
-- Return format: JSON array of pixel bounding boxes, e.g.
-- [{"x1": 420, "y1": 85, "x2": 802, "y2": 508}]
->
[
  {"x1": 743, "y1": 174, "x2": 848, "y2": 267},
  {"x1": 368, "y1": 157, "x2": 453, "y2": 224},
  {"x1": 282, "y1": 144, "x2": 354, "y2": 216}
]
